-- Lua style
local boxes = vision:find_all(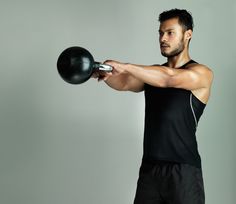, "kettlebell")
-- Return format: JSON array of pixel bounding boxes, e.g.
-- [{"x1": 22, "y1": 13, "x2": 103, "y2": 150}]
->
[{"x1": 57, "y1": 46, "x2": 112, "y2": 84}]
